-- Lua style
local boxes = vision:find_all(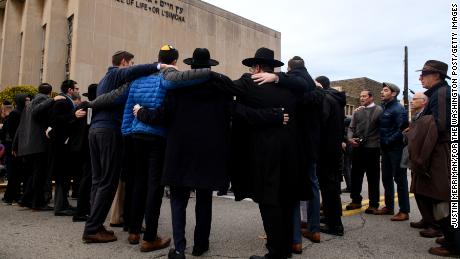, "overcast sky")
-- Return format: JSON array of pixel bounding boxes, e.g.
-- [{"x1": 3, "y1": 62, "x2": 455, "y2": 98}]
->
[{"x1": 202, "y1": 0, "x2": 451, "y2": 94}]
